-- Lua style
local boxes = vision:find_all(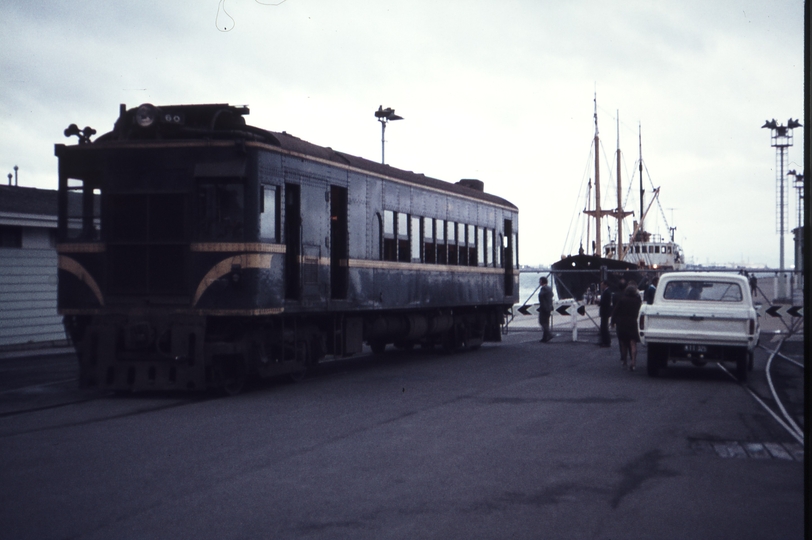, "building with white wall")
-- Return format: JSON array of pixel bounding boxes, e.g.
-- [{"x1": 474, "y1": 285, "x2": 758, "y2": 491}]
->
[{"x1": 0, "y1": 184, "x2": 68, "y2": 349}]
